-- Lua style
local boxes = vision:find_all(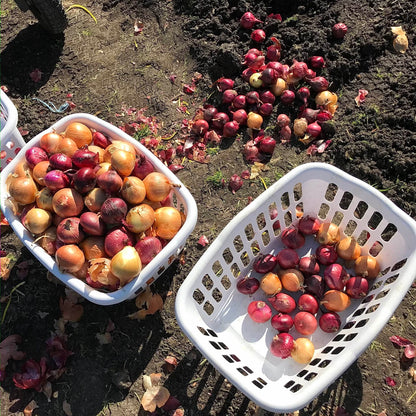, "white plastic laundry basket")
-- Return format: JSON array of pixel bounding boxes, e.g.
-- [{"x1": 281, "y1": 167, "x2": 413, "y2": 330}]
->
[
  {"x1": 175, "y1": 163, "x2": 416, "y2": 413},
  {"x1": 0, "y1": 113, "x2": 198, "y2": 305},
  {"x1": 1, "y1": 90, "x2": 26, "y2": 169}
]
